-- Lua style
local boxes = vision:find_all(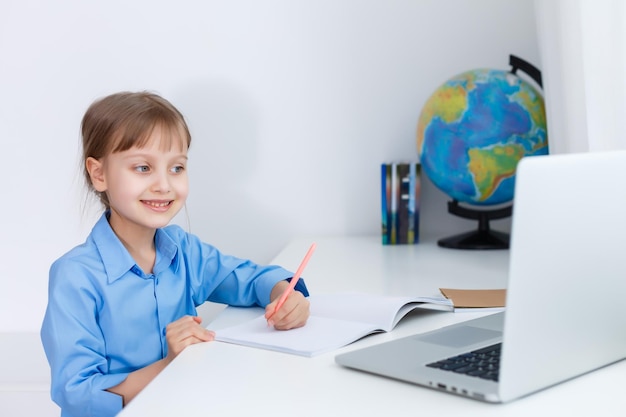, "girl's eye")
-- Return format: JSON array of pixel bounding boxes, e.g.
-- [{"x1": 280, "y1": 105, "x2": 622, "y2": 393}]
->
[
  {"x1": 171, "y1": 165, "x2": 185, "y2": 174},
  {"x1": 135, "y1": 165, "x2": 150, "y2": 173}
]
